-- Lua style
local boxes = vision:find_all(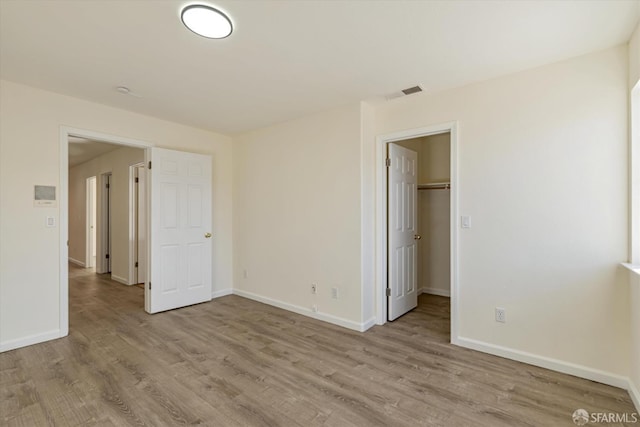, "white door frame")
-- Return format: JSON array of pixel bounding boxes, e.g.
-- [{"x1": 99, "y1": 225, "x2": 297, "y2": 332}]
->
[
  {"x1": 85, "y1": 176, "x2": 97, "y2": 268},
  {"x1": 129, "y1": 162, "x2": 146, "y2": 285},
  {"x1": 375, "y1": 121, "x2": 460, "y2": 343},
  {"x1": 129, "y1": 164, "x2": 138, "y2": 284},
  {"x1": 99, "y1": 172, "x2": 112, "y2": 274},
  {"x1": 60, "y1": 126, "x2": 153, "y2": 336}
]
